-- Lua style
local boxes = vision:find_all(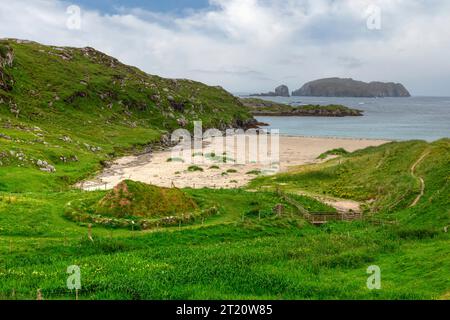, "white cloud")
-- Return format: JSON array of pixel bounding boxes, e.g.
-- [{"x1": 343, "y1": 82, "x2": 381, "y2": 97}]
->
[{"x1": 0, "y1": 0, "x2": 449, "y2": 95}]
